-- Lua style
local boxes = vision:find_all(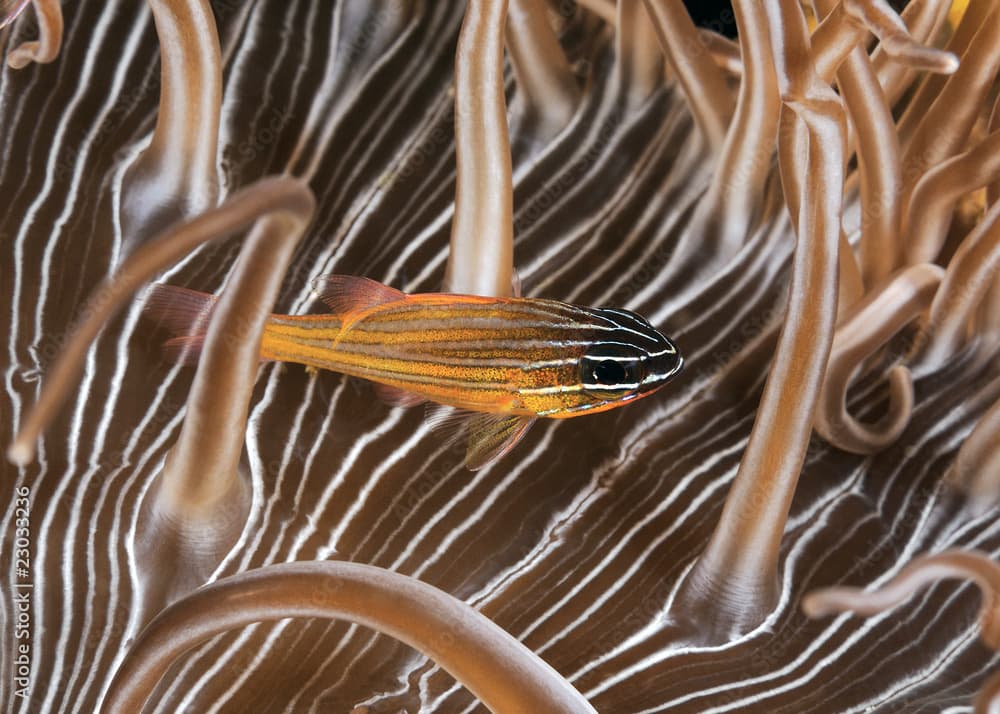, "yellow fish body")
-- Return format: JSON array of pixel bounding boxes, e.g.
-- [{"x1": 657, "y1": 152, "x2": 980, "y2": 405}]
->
[{"x1": 146, "y1": 275, "x2": 683, "y2": 468}]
